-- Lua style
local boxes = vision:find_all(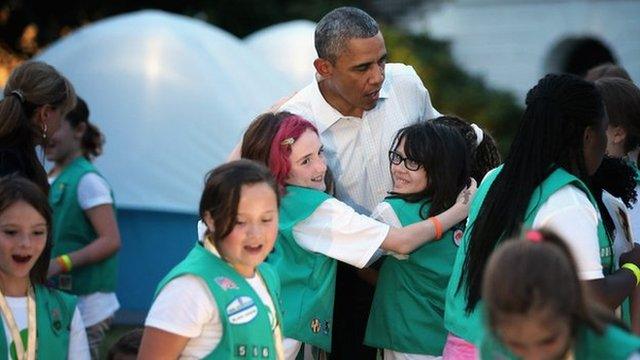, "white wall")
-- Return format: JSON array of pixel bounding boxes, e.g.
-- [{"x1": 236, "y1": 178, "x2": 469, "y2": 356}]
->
[{"x1": 401, "y1": 0, "x2": 640, "y2": 100}]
